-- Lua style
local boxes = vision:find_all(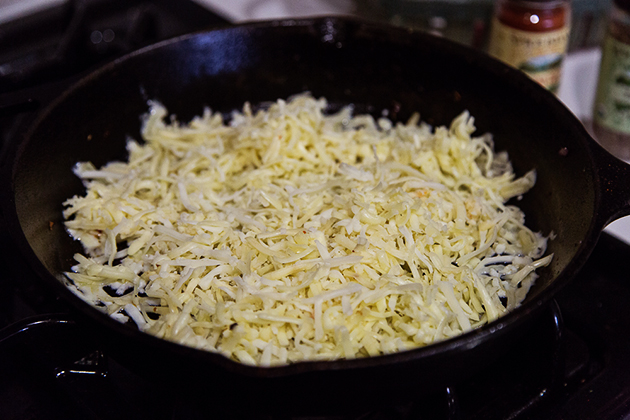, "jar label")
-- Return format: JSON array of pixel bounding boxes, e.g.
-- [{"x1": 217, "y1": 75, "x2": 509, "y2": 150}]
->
[
  {"x1": 594, "y1": 36, "x2": 630, "y2": 134},
  {"x1": 488, "y1": 18, "x2": 570, "y2": 92}
]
